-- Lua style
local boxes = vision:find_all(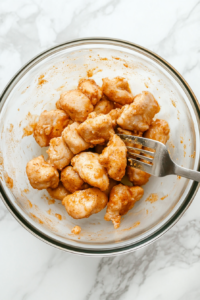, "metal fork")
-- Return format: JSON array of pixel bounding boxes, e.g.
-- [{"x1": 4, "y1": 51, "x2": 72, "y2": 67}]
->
[{"x1": 117, "y1": 134, "x2": 200, "y2": 182}]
